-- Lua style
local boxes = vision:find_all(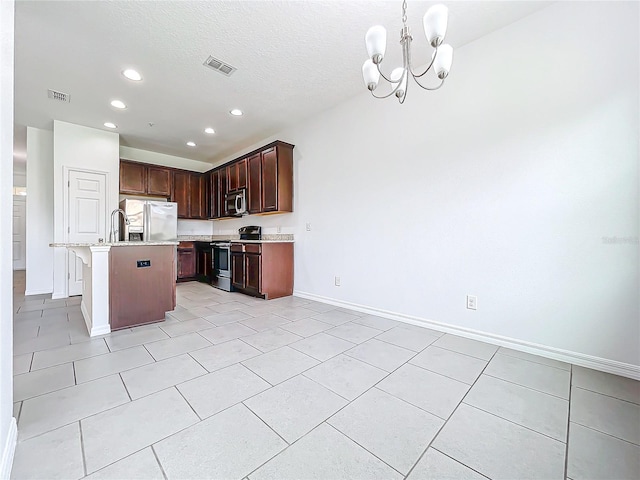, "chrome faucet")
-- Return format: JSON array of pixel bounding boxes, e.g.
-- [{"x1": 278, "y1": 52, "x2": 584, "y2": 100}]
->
[{"x1": 109, "y1": 208, "x2": 130, "y2": 243}]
